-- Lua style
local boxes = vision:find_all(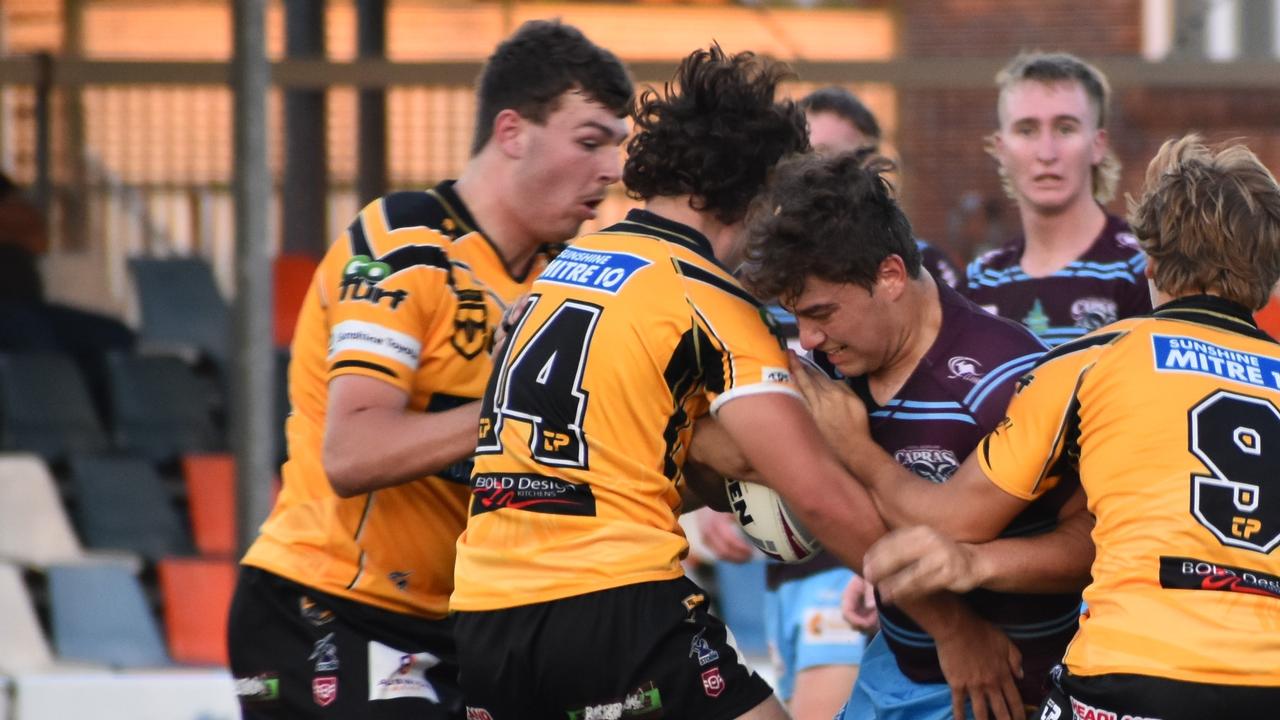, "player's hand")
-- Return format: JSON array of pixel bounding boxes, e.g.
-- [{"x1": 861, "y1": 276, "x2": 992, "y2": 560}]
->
[
  {"x1": 933, "y1": 612, "x2": 1023, "y2": 720},
  {"x1": 841, "y1": 573, "x2": 879, "y2": 634},
  {"x1": 864, "y1": 526, "x2": 986, "y2": 604},
  {"x1": 786, "y1": 351, "x2": 870, "y2": 445},
  {"x1": 492, "y1": 293, "x2": 531, "y2": 358},
  {"x1": 695, "y1": 508, "x2": 755, "y2": 563}
]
